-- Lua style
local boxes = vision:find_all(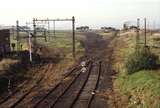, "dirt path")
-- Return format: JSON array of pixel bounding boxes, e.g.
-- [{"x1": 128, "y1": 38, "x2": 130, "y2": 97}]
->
[{"x1": 83, "y1": 32, "x2": 116, "y2": 108}]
